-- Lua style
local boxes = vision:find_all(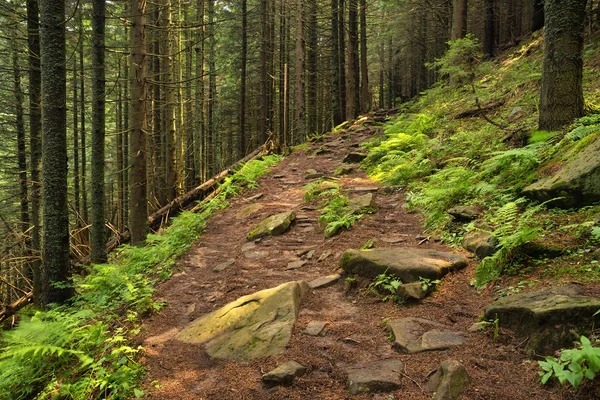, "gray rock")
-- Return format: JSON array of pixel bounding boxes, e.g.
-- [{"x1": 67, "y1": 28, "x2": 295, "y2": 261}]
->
[
  {"x1": 286, "y1": 260, "x2": 307, "y2": 270},
  {"x1": 304, "y1": 250, "x2": 316, "y2": 260},
  {"x1": 348, "y1": 193, "x2": 376, "y2": 215},
  {"x1": 317, "y1": 250, "x2": 332, "y2": 262},
  {"x1": 340, "y1": 248, "x2": 468, "y2": 283},
  {"x1": 484, "y1": 285, "x2": 600, "y2": 354},
  {"x1": 507, "y1": 106, "x2": 523, "y2": 122},
  {"x1": 396, "y1": 282, "x2": 431, "y2": 301},
  {"x1": 305, "y1": 169, "x2": 324, "y2": 180},
  {"x1": 334, "y1": 164, "x2": 359, "y2": 176},
  {"x1": 380, "y1": 235, "x2": 409, "y2": 244},
  {"x1": 468, "y1": 322, "x2": 487, "y2": 332},
  {"x1": 346, "y1": 359, "x2": 404, "y2": 395},
  {"x1": 244, "y1": 250, "x2": 270, "y2": 260},
  {"x1": 305, "y1": 321, "x2": 326, "y2": 336},
  {"x1": 213, "y1": 260, "x2": 235, "y2": 272},
  {"x1": 236, "y1": 203, "x2": 264, "y2": 218},
  {"x1": 241, "y1": 242, "x2": 256, "y2": 252},
  {"x1": 247, "y1": 211, "x2": 296, "y2": 241},
  {"x1": 447, "y1": 205, "x2": 481, "y2": 221},
  {"x1": 177, "y1": 281, "x2": 310, "y2": 361},
  {"x1": 425, "y1": 360, "x2": 470, "y2": 400},
  {"x1": 463, "y1": 231, "x2": 498, "y2": 259},
  {"x1": 309, "y1": 274, "x2": 341, "y2": 289},
  {"x1": 387, "y1": 317, "x2": 466, "y2": 354},
  {"x1": 523, "y1": 137, "x2": 600, "y2": 208},
  {"x1": 343, "y1": 152, "x2": 368, "y2": 163},
  {"x1": 262, "y1": 361, "x2": 307, "y2": 386}
]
